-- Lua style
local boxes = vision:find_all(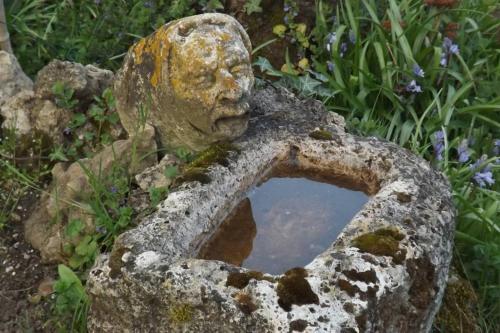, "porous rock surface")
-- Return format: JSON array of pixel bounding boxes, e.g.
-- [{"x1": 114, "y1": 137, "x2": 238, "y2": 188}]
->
[
  {"x1": 34, "y1": 59, "x2": 114, "y2": 106},
  {"x1": 87, "y1": 85, "x2": 455, "y2": 333},
  {"x1": 114, "y1": 13, "x2": 254, "y2": 151},
  {"x1": 1, "y1": 59, "x2": 114, "y2": 150},
  {"x1": 0, "y1": 50, "x2": 32, "y2": 106}
]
